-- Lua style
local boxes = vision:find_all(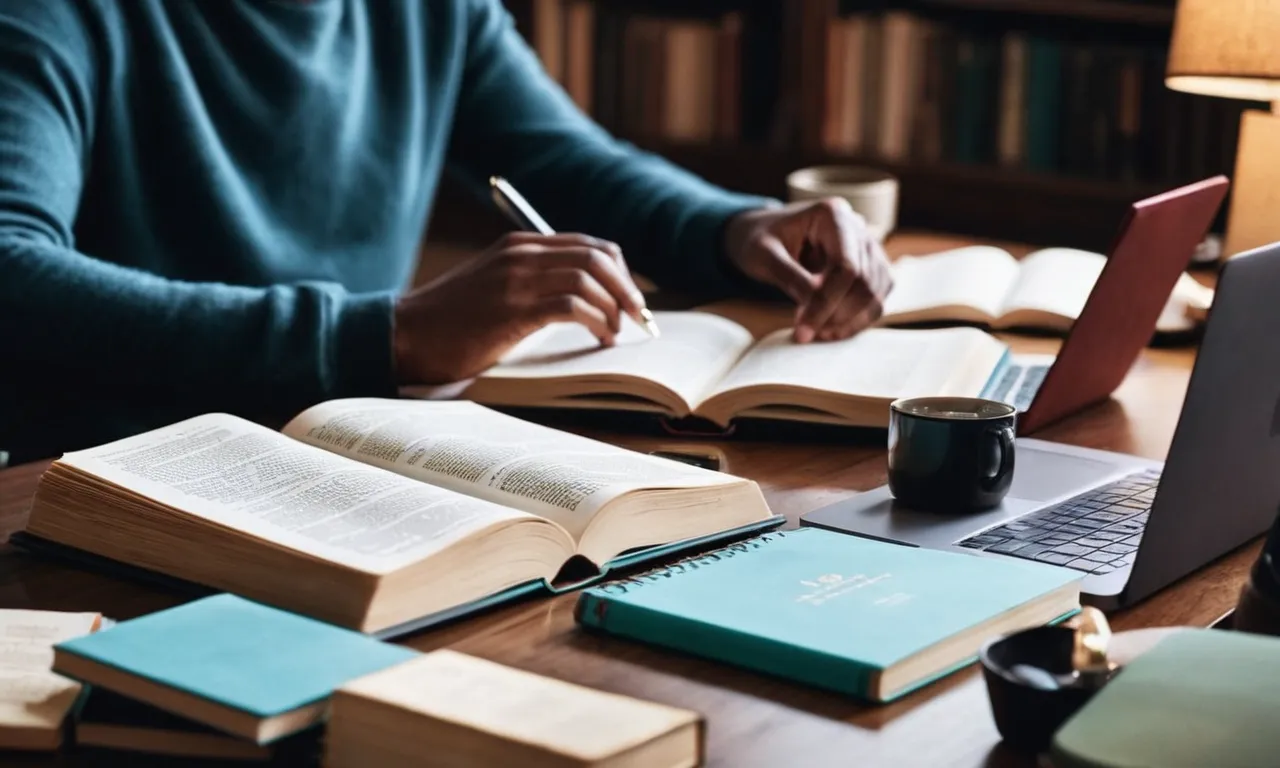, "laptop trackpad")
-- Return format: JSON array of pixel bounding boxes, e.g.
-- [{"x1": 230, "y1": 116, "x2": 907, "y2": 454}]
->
[
  {"x1": 1008, "y1": 444, "x2": 1127, "y2": 502},
  {"x1": 799, "y1": 439, "x2": 1150, "y2": 548}
]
